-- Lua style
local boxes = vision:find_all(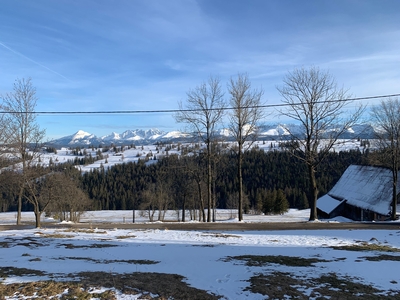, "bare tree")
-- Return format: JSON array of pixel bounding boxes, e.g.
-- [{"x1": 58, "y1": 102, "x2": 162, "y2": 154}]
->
[
  {"x1": 166, "y1": 155, "x2": 197, "y2": 222},
  {"x1": 140, "y1": 182, "x2": 170, "y2": 222},
  {"x1": 227, "y1": 73, "x2": 265, "y2": 221},
  {"x1": 186, "y1": 154, "x2": 208, "y2": 222},
  {"x1": 1, "y1": 78, "x2": 46, "y2": 225},
  {"x1": 140, "y1": 184, "x2": 158, "y2": 222},
  {"x1": 46, "y1": 172, "x2": 91, "y2": 223},
  {"x1": 277, "y1": 67, "x2": 364, "y2": 221},
  {"x1": 370, "y1": 98, "x2": 400, "y2": 220},
  {"x1": 21, "y1": 167, "x2": 53, "y2": 228},
  {"x1": 175, "y1": 77, "x2": 225, "y2": 222}
]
